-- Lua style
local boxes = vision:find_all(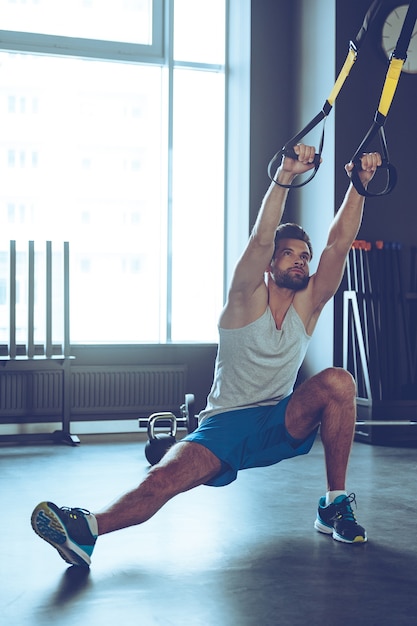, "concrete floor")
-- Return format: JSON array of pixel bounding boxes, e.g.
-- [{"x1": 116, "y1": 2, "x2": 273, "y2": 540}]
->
[{"x1": 1, "y1": 432, "x2": 417, "y2": 626}]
